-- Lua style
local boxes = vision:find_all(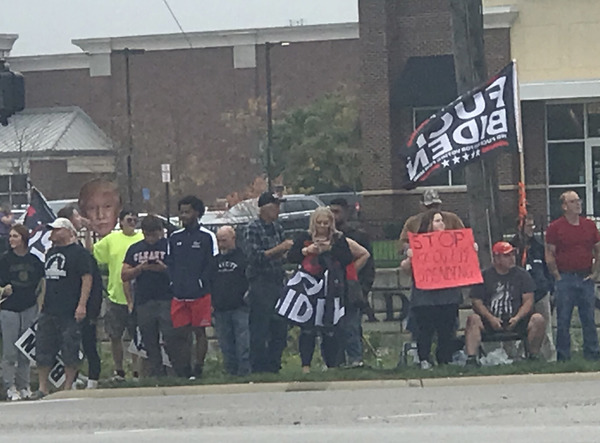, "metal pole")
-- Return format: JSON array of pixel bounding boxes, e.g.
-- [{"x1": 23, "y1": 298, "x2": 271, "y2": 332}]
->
[
  {"x1": 265, "y1": 42, "x2": 273, "y2": 192},
  {"x1": 113, "y1": 48, "x2": 144, "y2": 208},
  {"x1": 165, "y1": 181, "x2": 170, "y2": 231},
  {"x1": 124, "y1": 48, "x2": 134, "y2": 208}
]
